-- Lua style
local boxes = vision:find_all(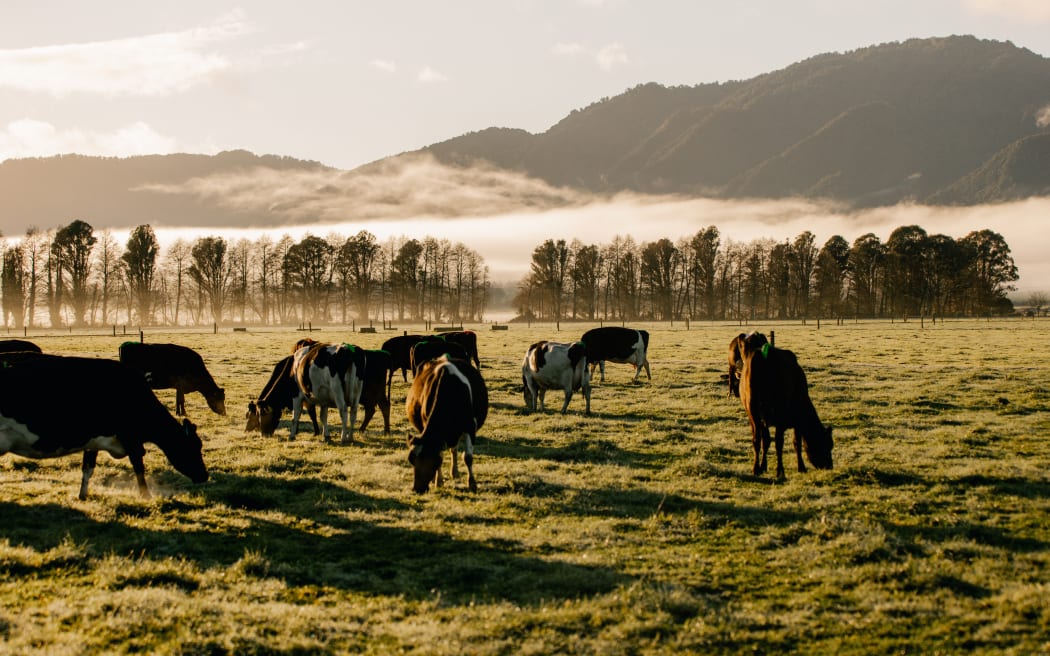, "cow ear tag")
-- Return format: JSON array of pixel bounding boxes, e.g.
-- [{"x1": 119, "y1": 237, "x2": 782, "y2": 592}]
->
[{"x1": 761, "y1": 343, "x2": 771, "y2": 359}]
